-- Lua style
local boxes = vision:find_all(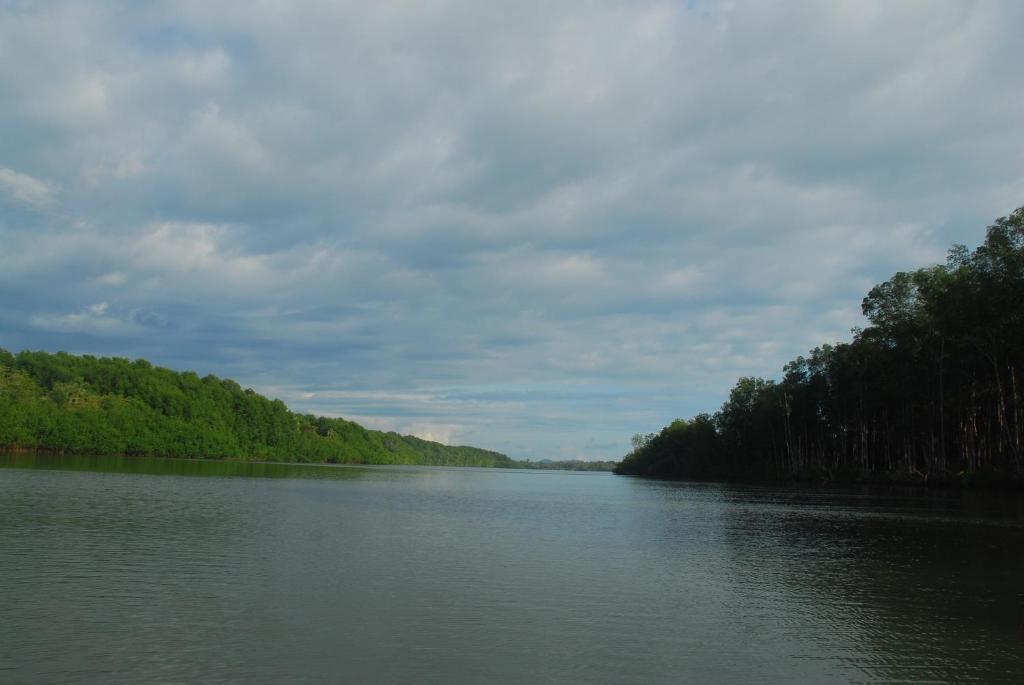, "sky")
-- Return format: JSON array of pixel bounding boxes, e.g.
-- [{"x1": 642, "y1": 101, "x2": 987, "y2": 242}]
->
[{"x1": 1, "y1": 1, "x2": 1023, "y2": 461}]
